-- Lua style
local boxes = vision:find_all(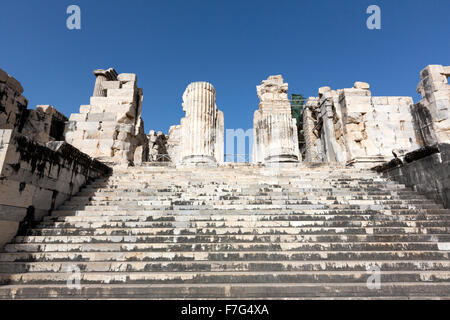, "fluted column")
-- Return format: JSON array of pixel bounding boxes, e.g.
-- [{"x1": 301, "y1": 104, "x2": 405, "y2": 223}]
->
[{"x1": 181, "y1": 82, "x2": 219, "y2": 164}]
